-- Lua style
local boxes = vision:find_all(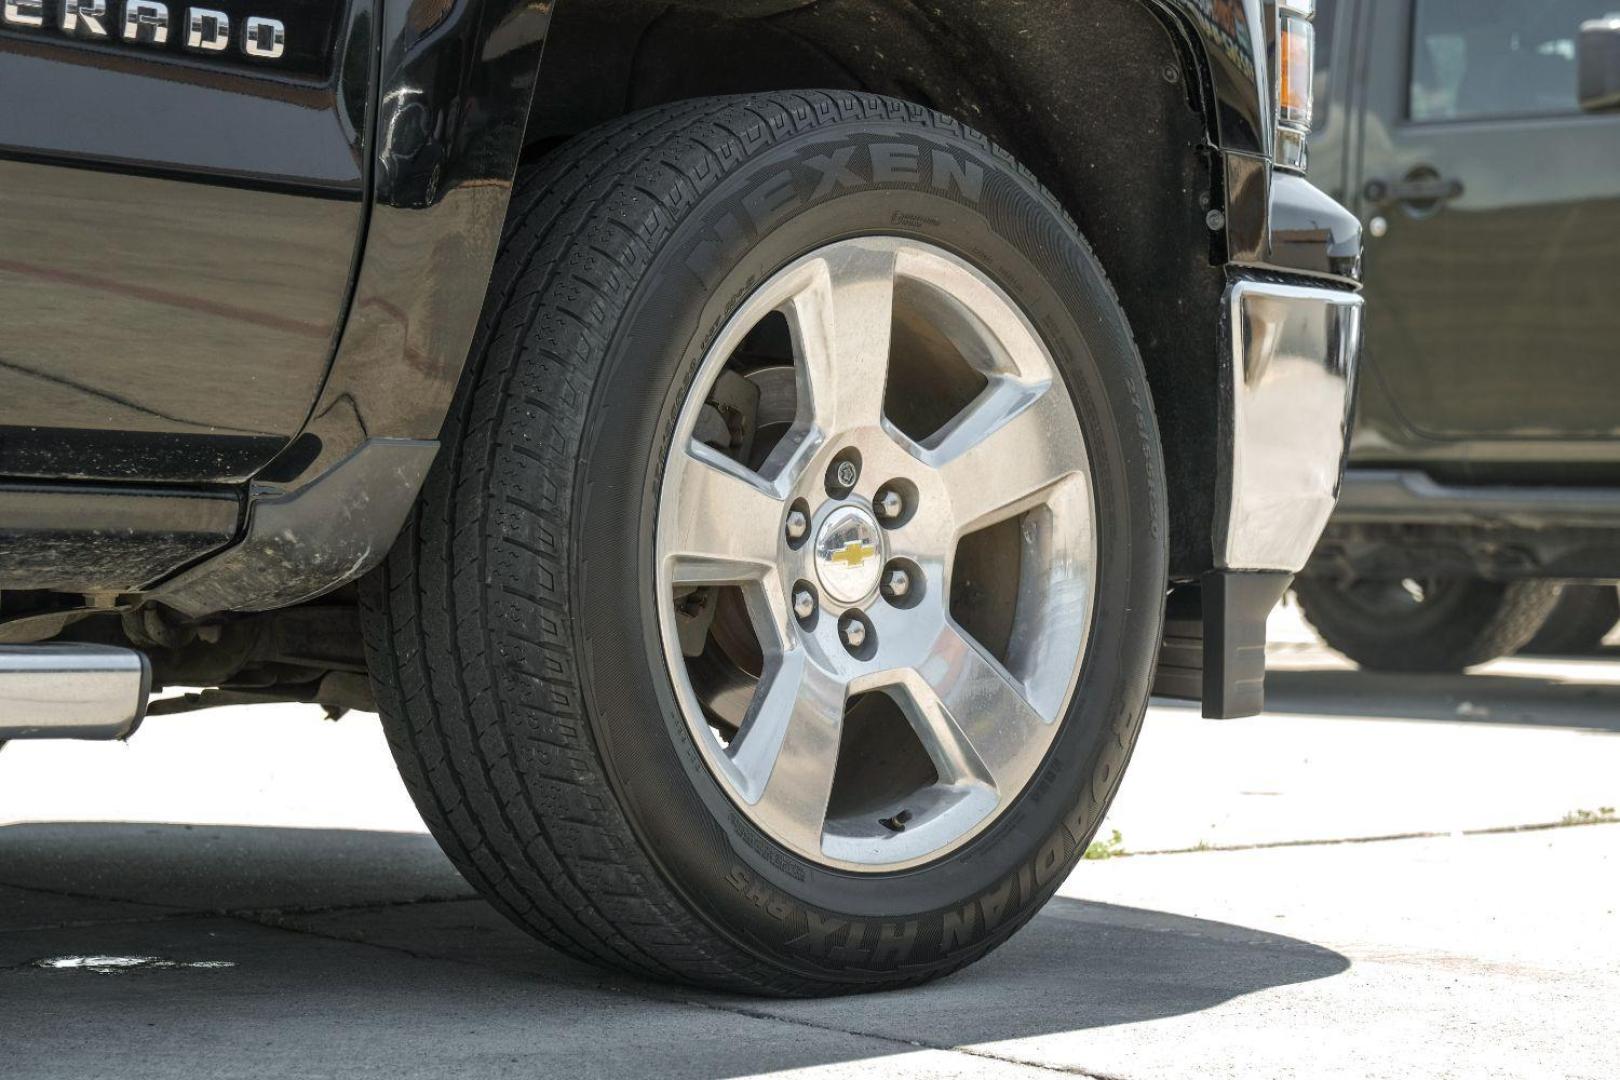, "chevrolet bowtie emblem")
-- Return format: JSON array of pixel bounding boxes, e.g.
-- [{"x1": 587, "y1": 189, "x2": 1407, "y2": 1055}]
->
[{"x1": 829, "y1": 539, "x2": 877, "y2": 569}]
